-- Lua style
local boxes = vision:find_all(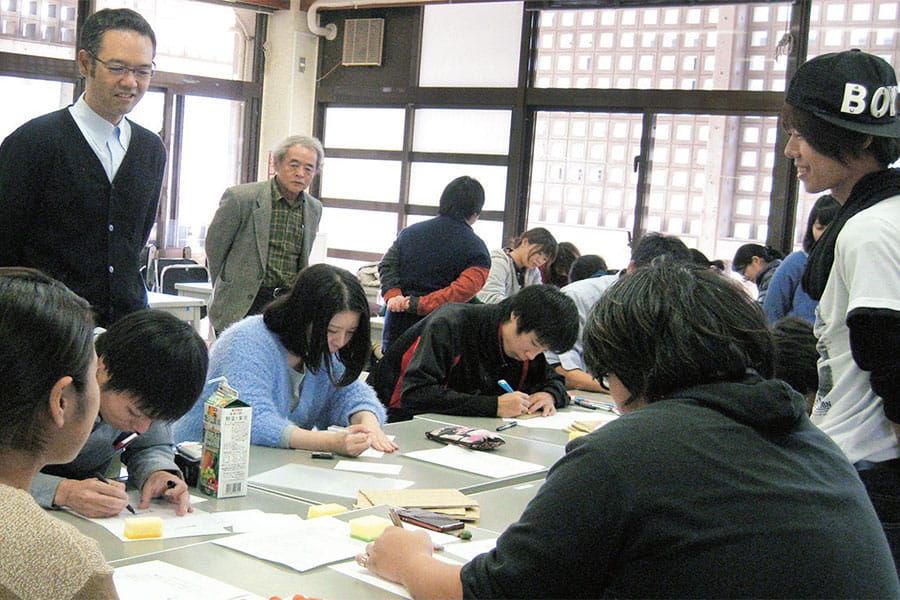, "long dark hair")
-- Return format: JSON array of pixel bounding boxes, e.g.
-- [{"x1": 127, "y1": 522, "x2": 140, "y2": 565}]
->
[{"x1": 264, "y1": 264, "x2": 371, "y2": 386}]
